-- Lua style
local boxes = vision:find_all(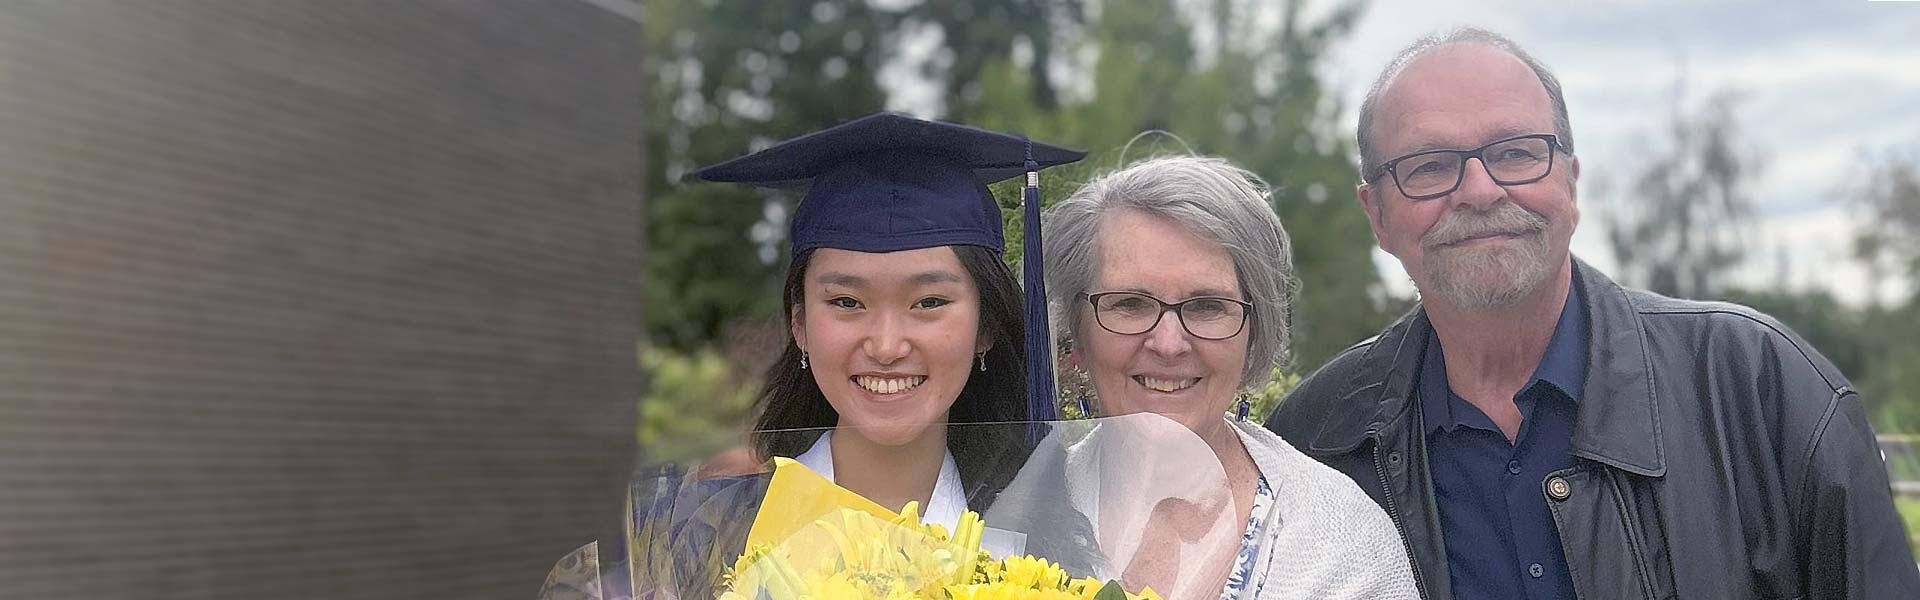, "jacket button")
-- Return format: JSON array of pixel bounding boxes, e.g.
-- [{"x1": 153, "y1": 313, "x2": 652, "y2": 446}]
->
[{"x1": 1546, "y1": 476, "x2": 1571, "y2": 501}]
